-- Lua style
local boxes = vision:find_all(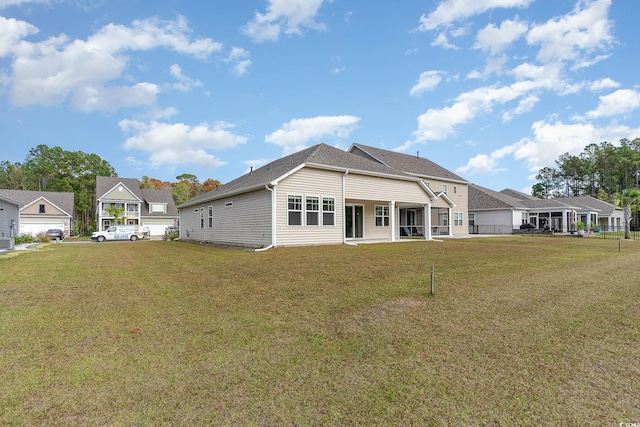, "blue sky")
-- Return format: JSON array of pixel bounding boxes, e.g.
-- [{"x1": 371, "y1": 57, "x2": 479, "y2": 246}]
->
[{"x1": 1, "y1": 0, "x2": 639, "y2": 193}]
